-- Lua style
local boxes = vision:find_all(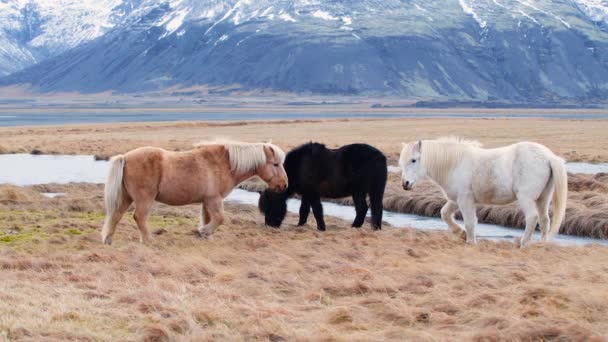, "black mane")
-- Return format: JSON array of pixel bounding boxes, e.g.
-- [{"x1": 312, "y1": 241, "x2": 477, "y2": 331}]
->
[{"x1": 258, "y1": 142, "x2": 387, "y2": 230}]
